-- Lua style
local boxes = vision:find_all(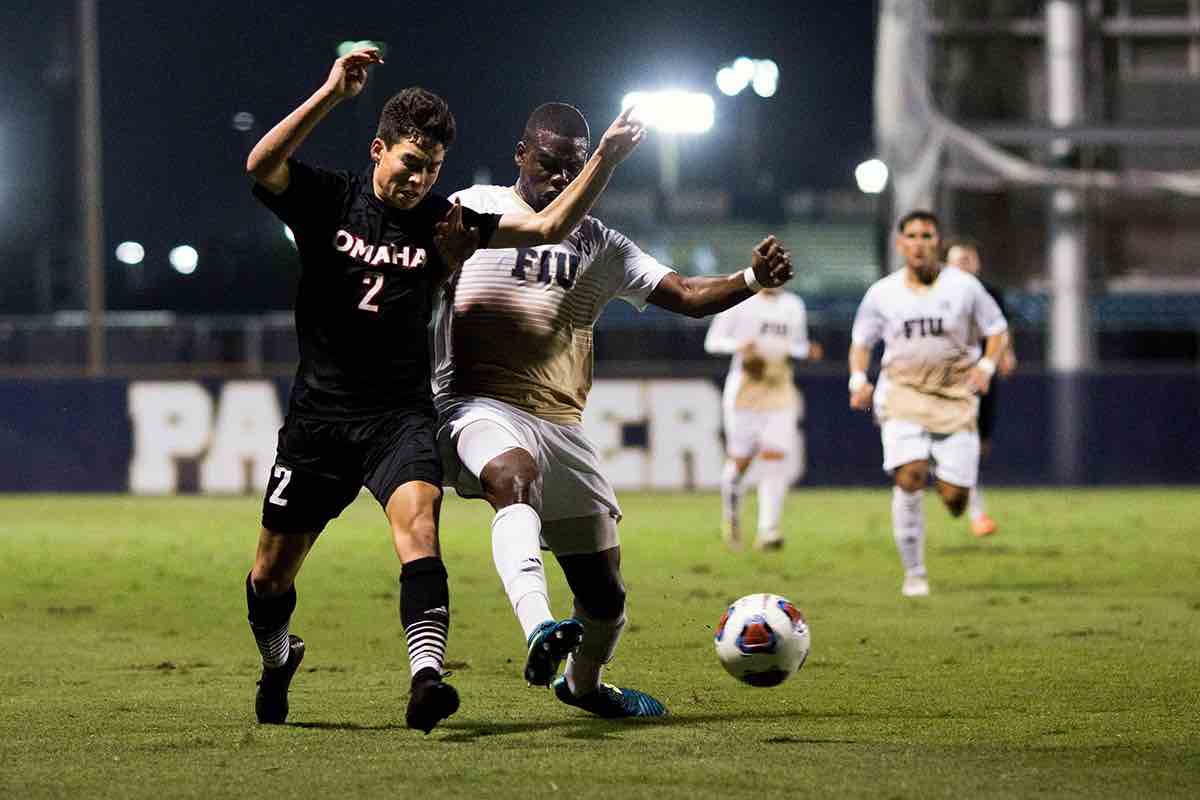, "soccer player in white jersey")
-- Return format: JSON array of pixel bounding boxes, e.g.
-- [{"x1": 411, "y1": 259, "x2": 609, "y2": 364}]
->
[
  {"x1": 945, "y1": 239, "x2": 1017, "y2": 538},
  {"x1": 704, "y1": 287, "x2": 823, "y2": 551},
  {"x1": 848, "y1": 211, "x2": 1009, "y2": 597},
  {"x1": 433, "y1": 103, "x2": 794, "y2": 718}
]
